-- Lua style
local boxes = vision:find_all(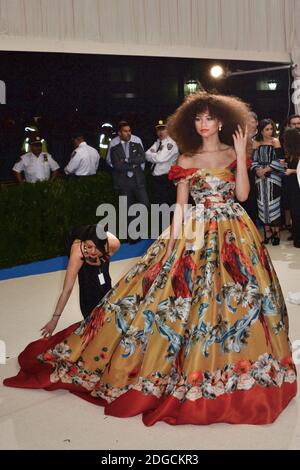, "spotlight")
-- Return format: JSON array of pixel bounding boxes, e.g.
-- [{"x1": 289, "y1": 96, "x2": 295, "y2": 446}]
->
[
  {"x1": 210, "y1": 65, "x2": 224, "y2": 79},
  {"x1": 268, "y1": 80, "x2": 277, "y2": 91}
]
